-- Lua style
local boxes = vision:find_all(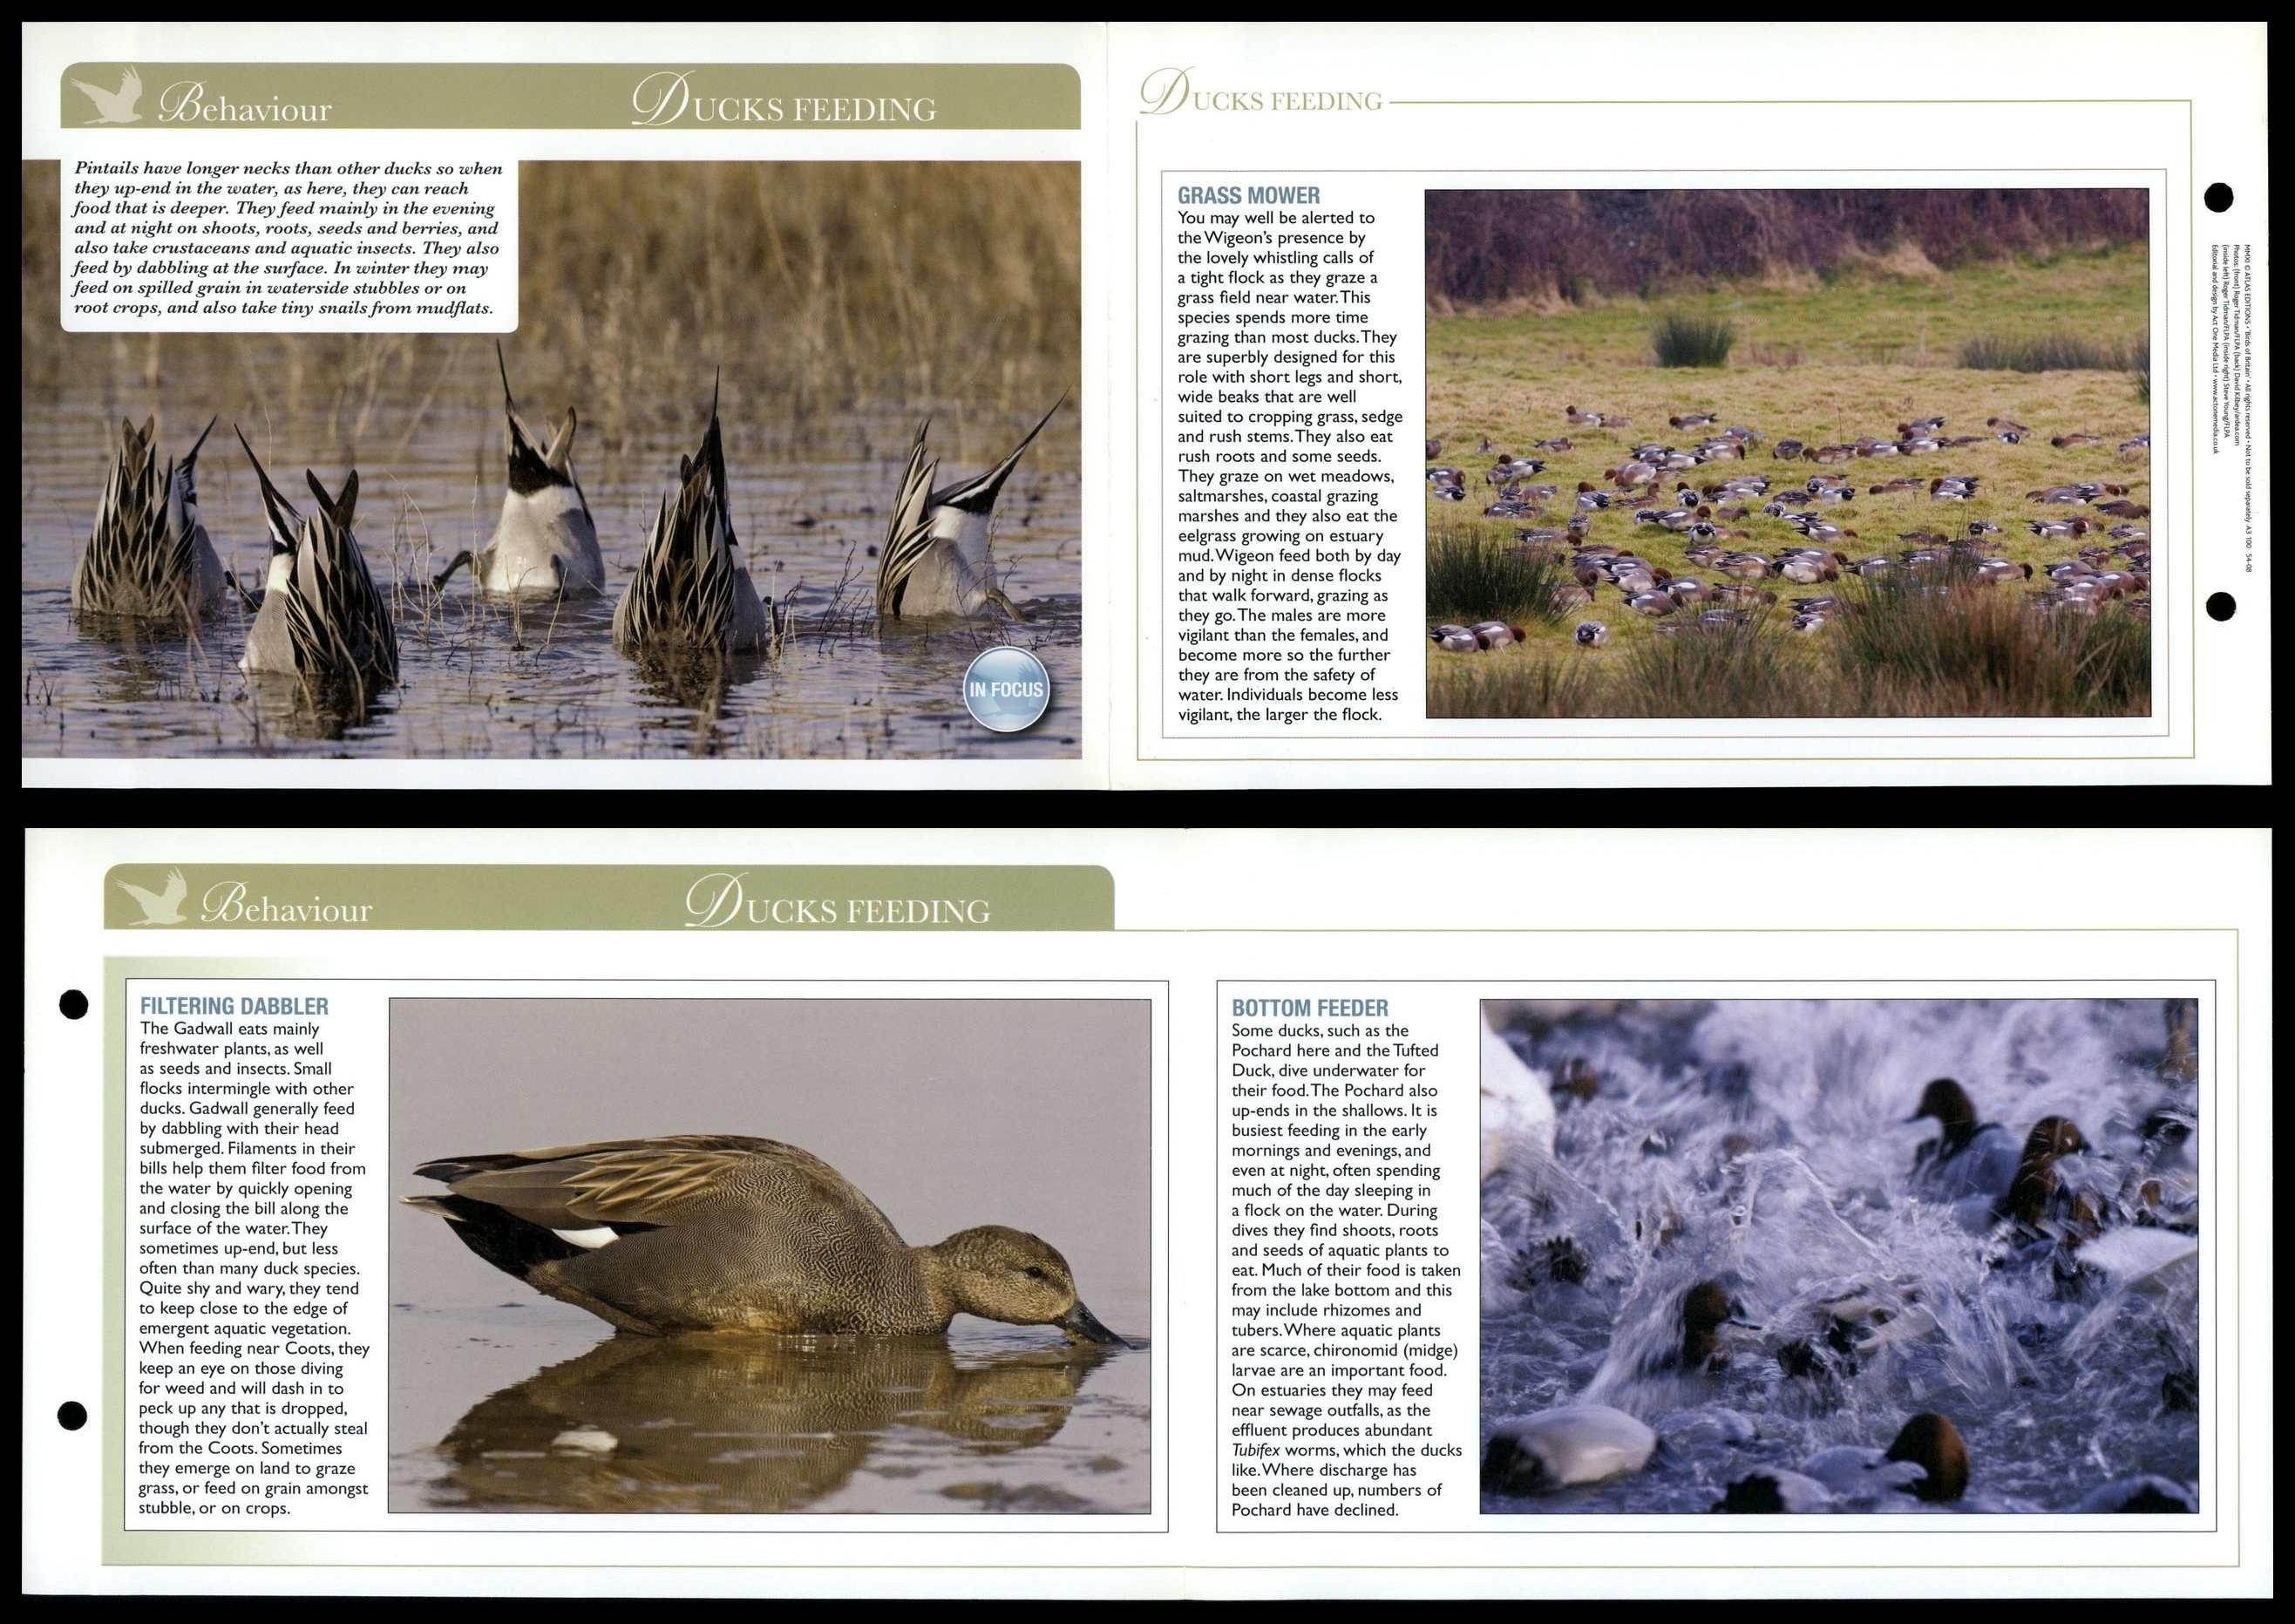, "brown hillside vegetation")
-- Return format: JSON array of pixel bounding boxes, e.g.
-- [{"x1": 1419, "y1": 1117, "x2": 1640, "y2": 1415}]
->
[{"x1": 1427, "y1": 189, "x2": 2149, "y2": 308}]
